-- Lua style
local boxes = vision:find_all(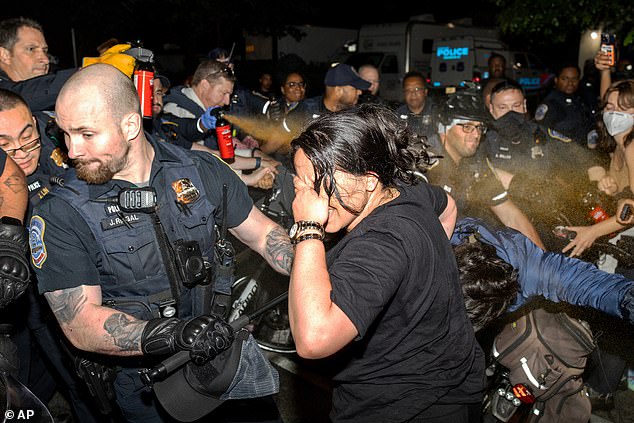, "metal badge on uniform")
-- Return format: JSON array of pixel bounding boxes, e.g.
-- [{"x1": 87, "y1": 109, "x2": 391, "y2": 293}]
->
[
  {"x1": 50, "y1": 148, "x2": 69, "y2": 168},
  {"x1": 29, "y1": 216, "x2": 47, "y2": 269},
  {"x1": 171, "y1": 178, "x2": 200, "y2": 205},
  {"x1": 531, "y1": 145, "x2": 544, "y2": 159},
  {"x1": 534, "y1": 104, "x2": 548, "y2": 121},
  {"x1": 422, "y1": 115, "x2": 431, "y2": 125}
]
